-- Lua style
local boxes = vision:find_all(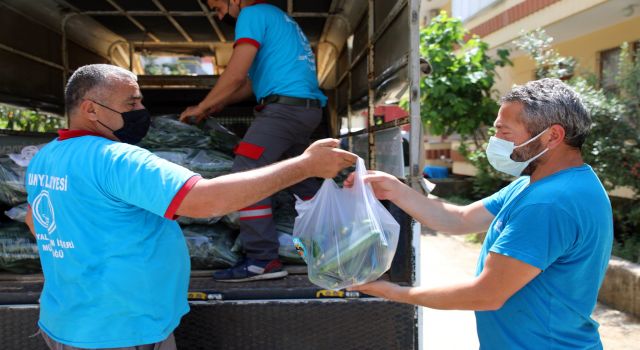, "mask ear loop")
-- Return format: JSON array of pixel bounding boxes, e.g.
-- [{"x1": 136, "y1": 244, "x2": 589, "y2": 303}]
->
[
  {"x1": 514, "y1": 127, "x2": 550, "y2": 149},
  {"x1": 86, "y1": 99, "x2": 120, "y2": 132}
]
